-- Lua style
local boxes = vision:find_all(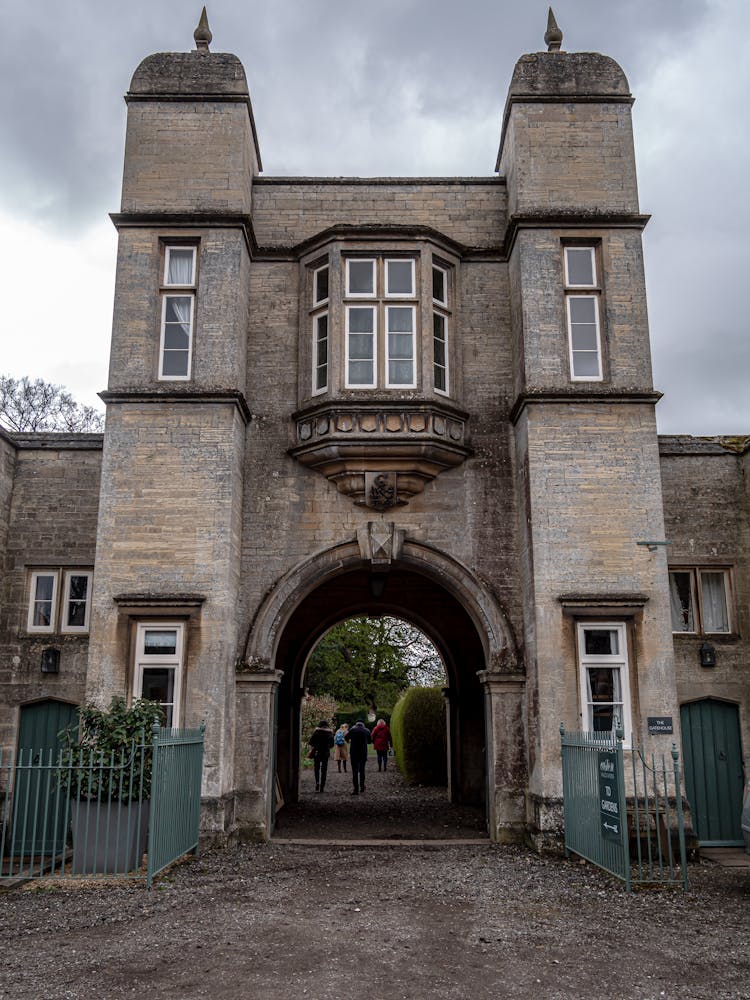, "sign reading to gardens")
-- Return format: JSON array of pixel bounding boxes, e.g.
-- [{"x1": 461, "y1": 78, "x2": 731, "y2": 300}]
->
[{"x1": 598, "y1": 750, "x2": 622, "y2": 844}]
